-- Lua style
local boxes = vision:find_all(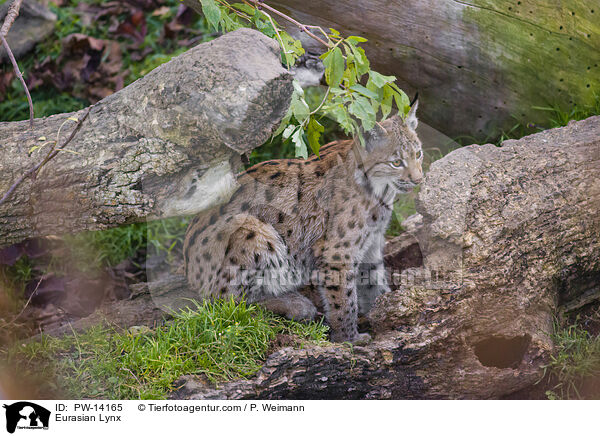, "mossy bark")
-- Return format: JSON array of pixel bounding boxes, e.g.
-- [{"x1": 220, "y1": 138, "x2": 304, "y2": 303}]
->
[{"x1": 237, "y1": 0, "x2": 600, "y2": 140}]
